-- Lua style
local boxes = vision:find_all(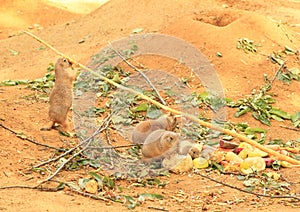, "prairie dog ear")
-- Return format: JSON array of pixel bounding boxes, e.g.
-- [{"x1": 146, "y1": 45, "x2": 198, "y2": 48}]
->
[
  {"x1": 166, "y1": 115, "x2": 178, "y2": 130},
  {"x1": 58, "y1": 58, "x2": 73, "y2": 69}
]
